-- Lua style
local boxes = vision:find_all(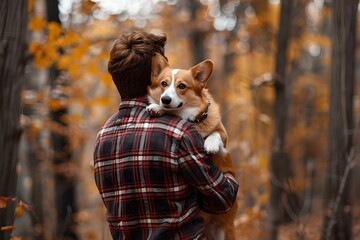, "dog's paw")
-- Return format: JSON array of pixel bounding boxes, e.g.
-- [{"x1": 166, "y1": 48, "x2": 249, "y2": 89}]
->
[
  {"x1": 204, "y1": 133, "x2": 224, "y2": 154},
  {"x1": 146, "y1": 104, "x2": 164, "y2": 117},
  {"x1": 188, "y1": 115, "x2": 196, "y2": 122}
]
